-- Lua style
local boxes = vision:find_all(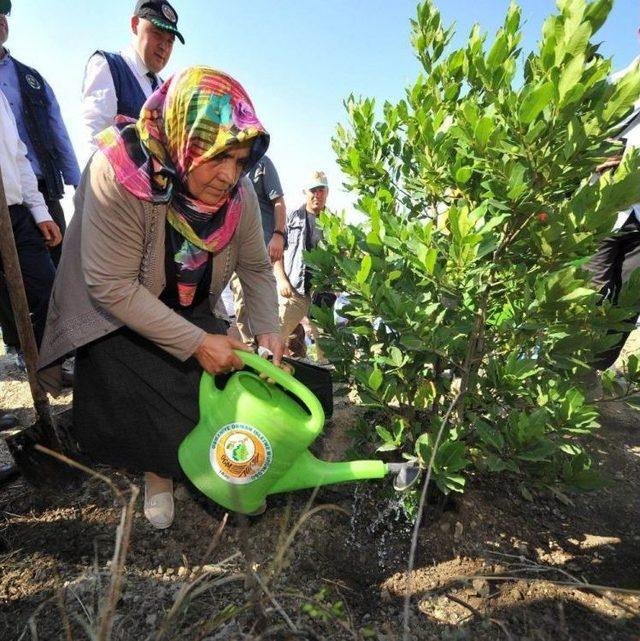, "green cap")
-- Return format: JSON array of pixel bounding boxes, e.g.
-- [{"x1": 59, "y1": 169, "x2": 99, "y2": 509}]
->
[{"x1": 0, "y1": 0, "x2": 11, "y2": 16}]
